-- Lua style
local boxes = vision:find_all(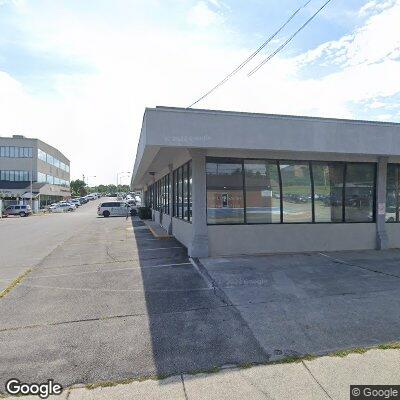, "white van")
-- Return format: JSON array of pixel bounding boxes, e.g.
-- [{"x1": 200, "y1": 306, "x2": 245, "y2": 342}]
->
[{"x1": 97, "y1": 201, "x2": 129, "y2": 217}]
